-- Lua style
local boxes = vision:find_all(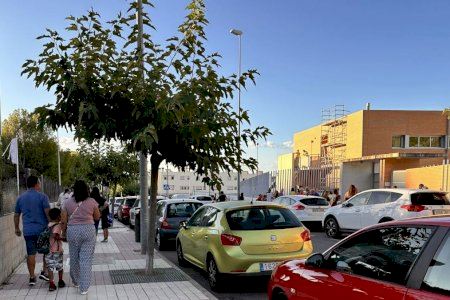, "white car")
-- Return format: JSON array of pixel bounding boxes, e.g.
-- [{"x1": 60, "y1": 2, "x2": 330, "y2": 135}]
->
[
  {"x1": 273, "y1": 195, "x2": 330, "y2": 225},
  {"x1": 130, "y1": 196, "x2": 168, "y2": 228},
  {"x1": 171, "y1": 194, "x2": 191, "y2": 199},
  {"x1": 189, "y1": 195, "x2": 213, "y2": 203},
  {"x1": 323, "y1": 188, "x2": 450, "y2": 238}
]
